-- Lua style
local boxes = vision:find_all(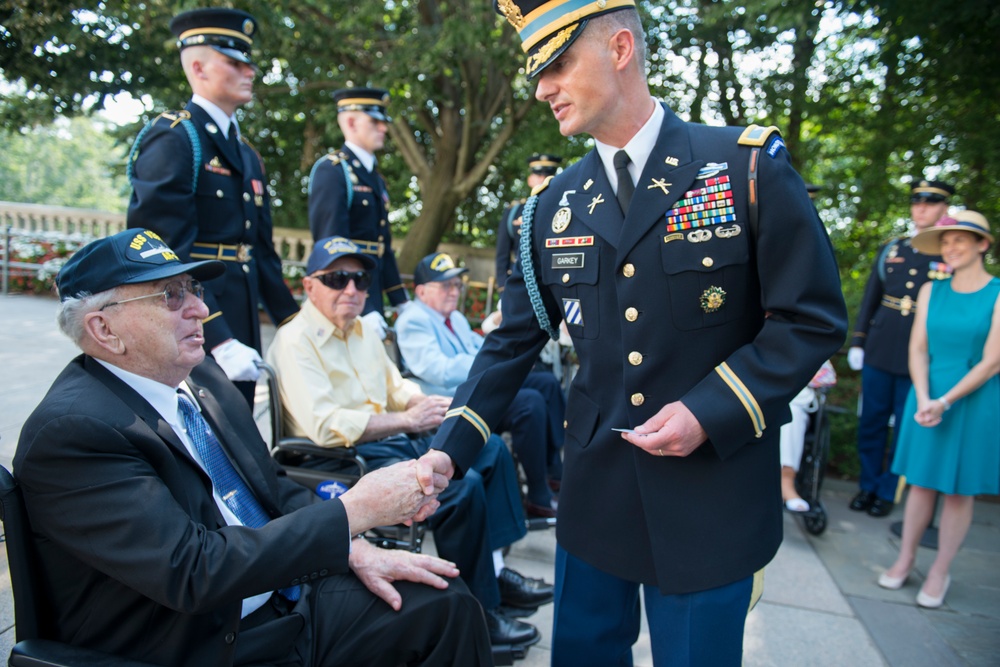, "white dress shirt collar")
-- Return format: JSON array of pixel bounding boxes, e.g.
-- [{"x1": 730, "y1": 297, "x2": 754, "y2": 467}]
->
[
  {"x1": 191, "y1": 94, "x2": 237, "y2": 139},
  {"x1": 344, "y1": 141, "x2": 377, "y2": 173},
  {"x1": 595, "y1": 100, "x2": 664, "y2": 193}
]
